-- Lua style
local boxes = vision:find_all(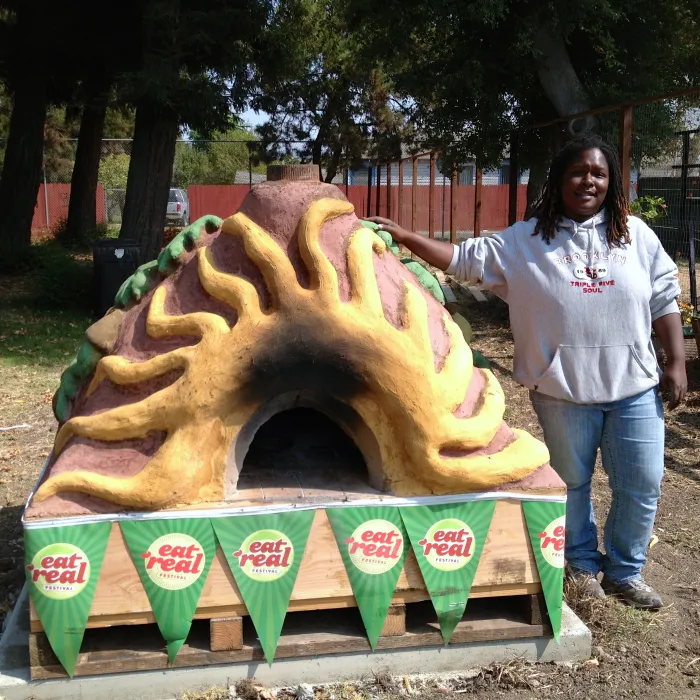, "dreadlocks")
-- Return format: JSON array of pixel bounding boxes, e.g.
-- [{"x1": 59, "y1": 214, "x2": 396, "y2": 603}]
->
[{"x1": 532, "y1": 136, "x2": 631, "y2": 247}]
